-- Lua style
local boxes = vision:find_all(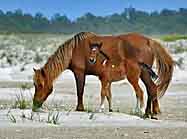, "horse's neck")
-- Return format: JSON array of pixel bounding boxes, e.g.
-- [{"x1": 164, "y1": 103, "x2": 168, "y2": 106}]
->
[{"x1": 43, "y1": 45, "x2": 72, "y2": 82}]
